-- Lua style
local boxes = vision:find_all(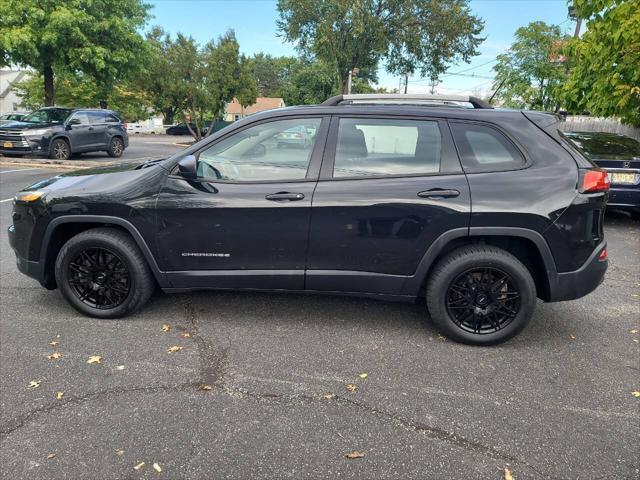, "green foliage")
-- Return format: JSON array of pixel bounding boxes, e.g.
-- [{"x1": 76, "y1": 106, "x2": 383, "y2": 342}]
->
[
  {"x1": 560, "y1": 0, "x2": 640, "y2": 126},
  {"x1": 277, "y1": 0, "x2": 484, "y2": 93},
  {"x1": 141, "y1": 29, "x2": 257, "y2": 140},
  {"x1": 0, "y1": 0, "x2": 150, "y2": 105},
  {"x1": 492, "y1": 21, "x2": 568, "y2": 110},
  {"x1": 14, "y1": 71, "x2": 153, "y2": 121}
]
